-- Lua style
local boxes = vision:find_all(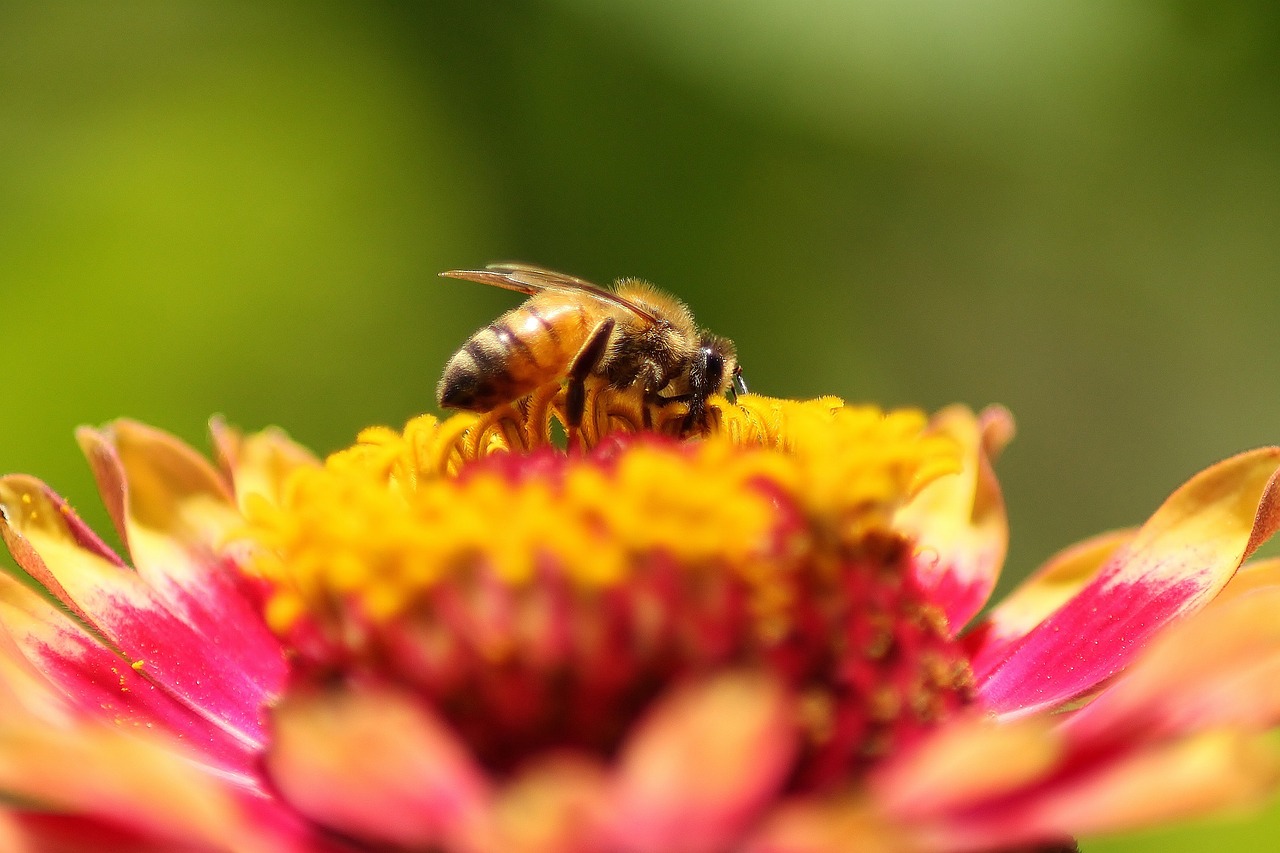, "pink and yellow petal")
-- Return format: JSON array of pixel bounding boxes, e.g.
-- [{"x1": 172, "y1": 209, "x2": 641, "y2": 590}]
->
[
  {"x1": 1065, "y1": 585, "x2": 1280, "y2": 744},
  {"x1": 978, "y1": 447, "x2": 1280, "y2": 717},
  {"x1": 75, "y1": 421, "x2": 240, "y2": 584},
  {"x1": 265, "y1": 684, "x2": 491, "y2": 848},
  {"x1": 965, "y1": 529, "x2": 1135, "y2": 682},
  {"x1": 77, "y1": 424, "x2": 288, "y2": 697},
  {"x1": 896, "y1": 406, "x2": 1012, "y2": 635},
  {"x1": 0, "y1": 473, "x2": 279, "y2": 749},
  {"x1": 872, "y1": 577, "x2": 1280, "y2": 851},
  {"x1": 872, "y1": 714, "x2": 1064, "y2": 823},
  {"x1": 0, "y1": 475, "x2": 126, "y2": 625},
  {"x1": 78, "y1": 422, "x2": 289, "y2": 676},
  {"x1": 0, "y1": 573, "x2": 258, "y2": 775}
]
